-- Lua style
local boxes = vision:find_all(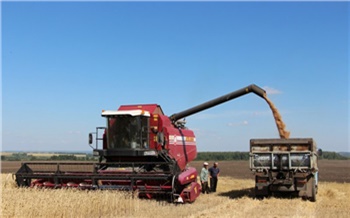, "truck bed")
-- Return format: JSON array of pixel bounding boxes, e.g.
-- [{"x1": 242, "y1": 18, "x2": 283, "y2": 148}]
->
[{"x1": 250, "y1": 138, "x2": 318, "y2": 171}]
